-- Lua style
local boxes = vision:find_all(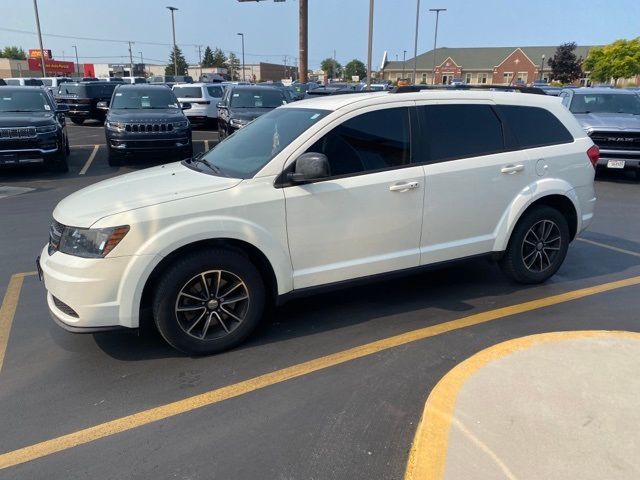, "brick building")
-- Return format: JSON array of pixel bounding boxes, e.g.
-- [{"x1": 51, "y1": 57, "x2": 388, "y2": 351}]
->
[{"x1": 382, "y1": 45, "x2": 595, "y2": 85}]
